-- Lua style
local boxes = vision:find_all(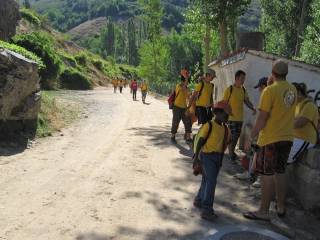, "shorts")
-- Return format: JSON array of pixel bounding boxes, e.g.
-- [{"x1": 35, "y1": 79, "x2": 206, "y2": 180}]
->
[
  {"x1": 195, "y1": 106, "x2": 212, "y2": 124},
  {"x1": 227, "y1": 121, "x2": 243, "y2": 143},
  {"x1": 288, "y1": 138, "x2": 314, "y2": 164},
  {"x1": 256, "y1": 141, "x2": 292, "y2": 175}
]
